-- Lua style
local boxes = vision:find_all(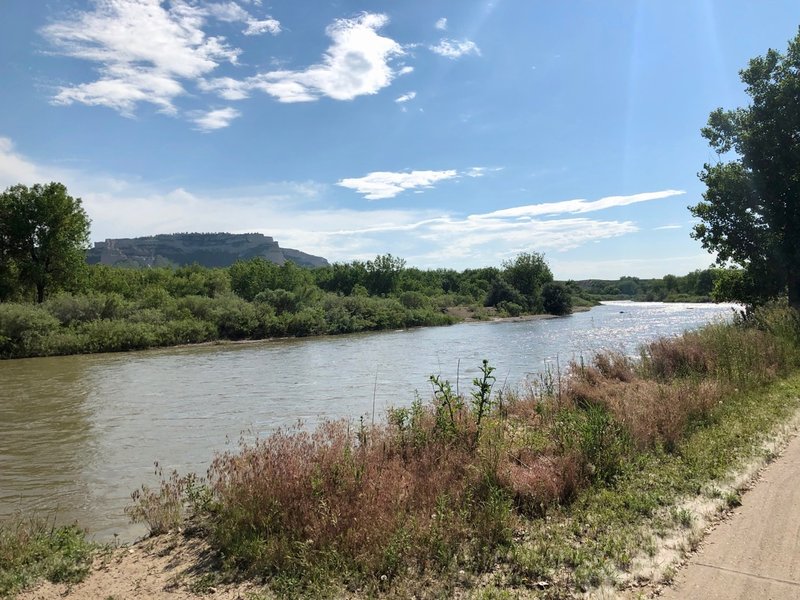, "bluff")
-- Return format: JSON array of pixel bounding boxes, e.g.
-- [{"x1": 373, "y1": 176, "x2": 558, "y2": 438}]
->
[{"x1": 86, "y1": 233, "x2": 329, "y2": 269}]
